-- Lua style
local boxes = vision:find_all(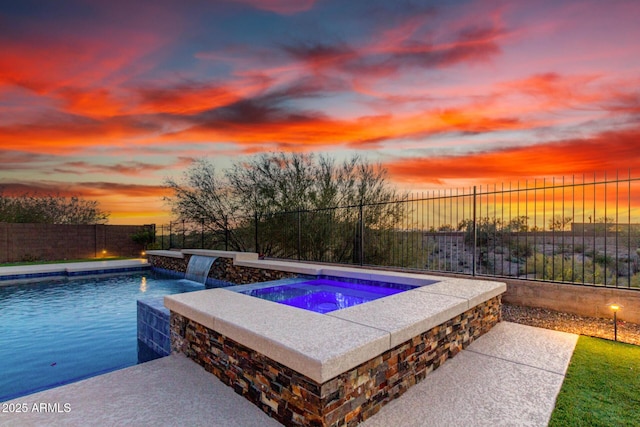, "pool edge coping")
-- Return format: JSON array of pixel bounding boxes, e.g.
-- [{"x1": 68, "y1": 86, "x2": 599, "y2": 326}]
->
[{"x1": 0, "y1": 259, "x2": 150, "y2": 284}]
